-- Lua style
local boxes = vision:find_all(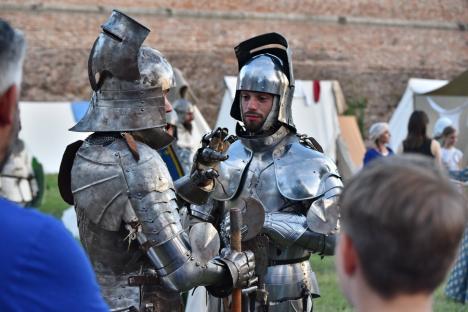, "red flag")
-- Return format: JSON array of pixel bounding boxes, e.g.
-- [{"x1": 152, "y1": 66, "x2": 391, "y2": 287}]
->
[{"x1": 313, "y1": 80, "x2": 320, "y2": 103}]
